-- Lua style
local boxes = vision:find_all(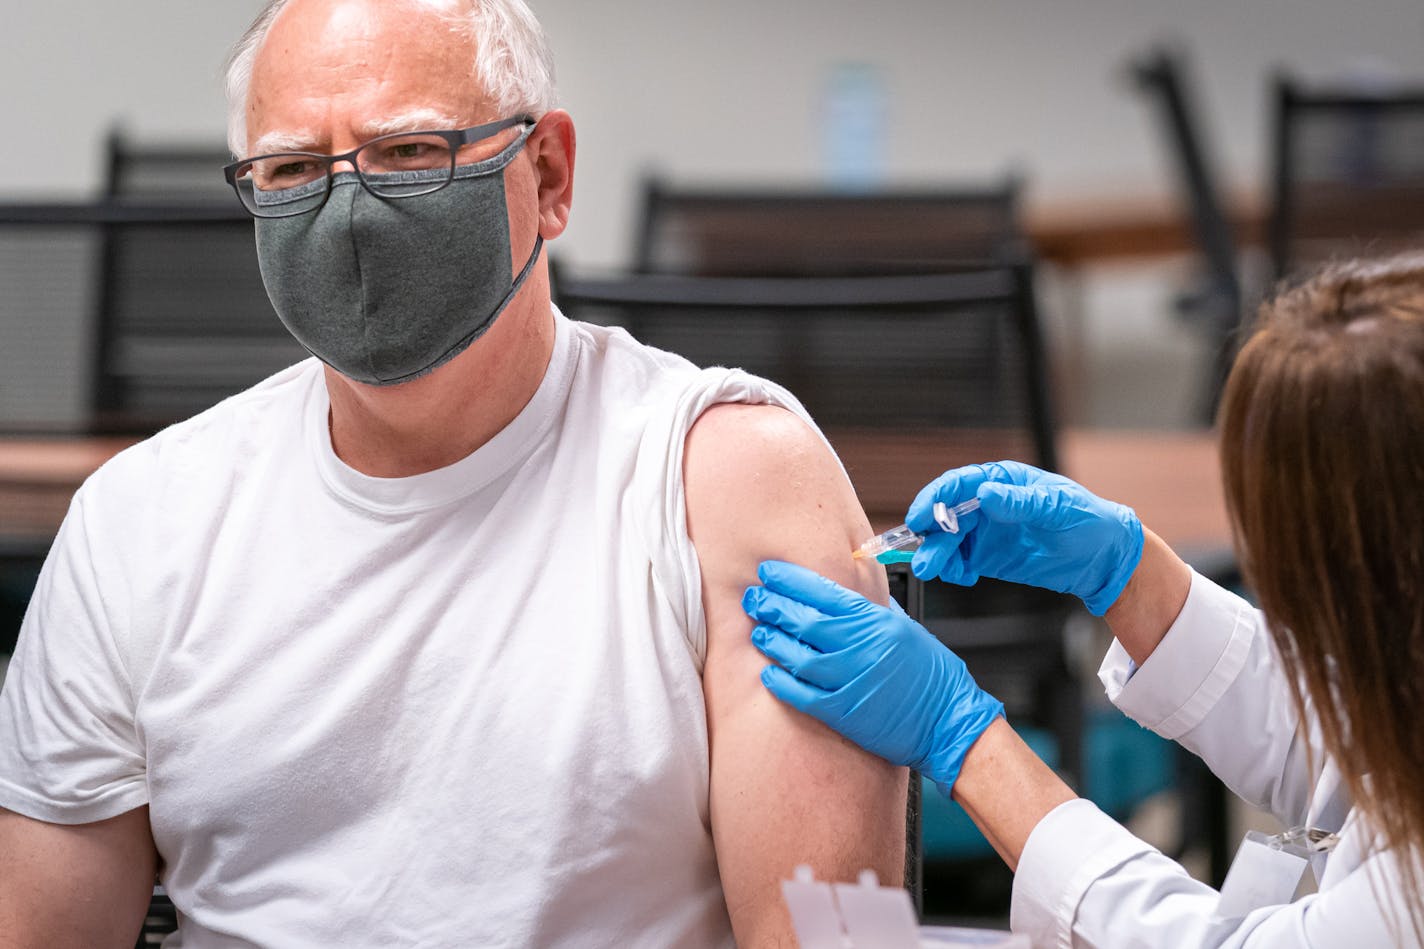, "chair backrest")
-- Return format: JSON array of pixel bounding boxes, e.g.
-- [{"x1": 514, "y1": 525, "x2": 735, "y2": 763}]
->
[
  {"x1": 555, "y1": 266, "x2": 1057, "y2": 473},
  {"x1": 85, "y1": 203, "x2": 308, "y2": 436},
  {"x1": 104, "y1": 127, "x2": 236, "y2": 202},
  {"x1": 78, "y1": 129, "x2": 308, "y2": 435},
  {"x1": 633, "y1": 176, "x2": 1025, "y2": 277},
  {"x1": 1270, "y1": 75, "x2": 1424, "y2": 280},
  {"x1": 1128, "y1": 44, "x2": 1243, "y2": 423}
]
